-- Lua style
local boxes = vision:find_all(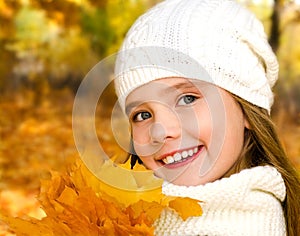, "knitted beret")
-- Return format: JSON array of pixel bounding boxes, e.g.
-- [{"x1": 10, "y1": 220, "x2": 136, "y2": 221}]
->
[{"x1": 114, "y1": 0, "x2": 279, "y2": 113}]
